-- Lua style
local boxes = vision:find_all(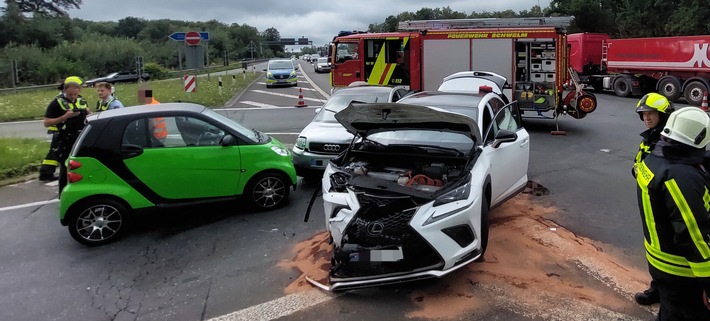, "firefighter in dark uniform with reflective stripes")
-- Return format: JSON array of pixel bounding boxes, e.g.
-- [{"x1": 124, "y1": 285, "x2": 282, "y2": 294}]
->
[
  {"x1": 38, "y1": 123, "x2": 60, "y2": 181},
  {"x1": 636, "y1": 107, "x2": 710, "y2": 320},
  {"x1": 43, "y1": 76, "x2": 90, "y2": 195},
  {"x1": 632, "y1": 93, "x2": 675, "y2": 305}
]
